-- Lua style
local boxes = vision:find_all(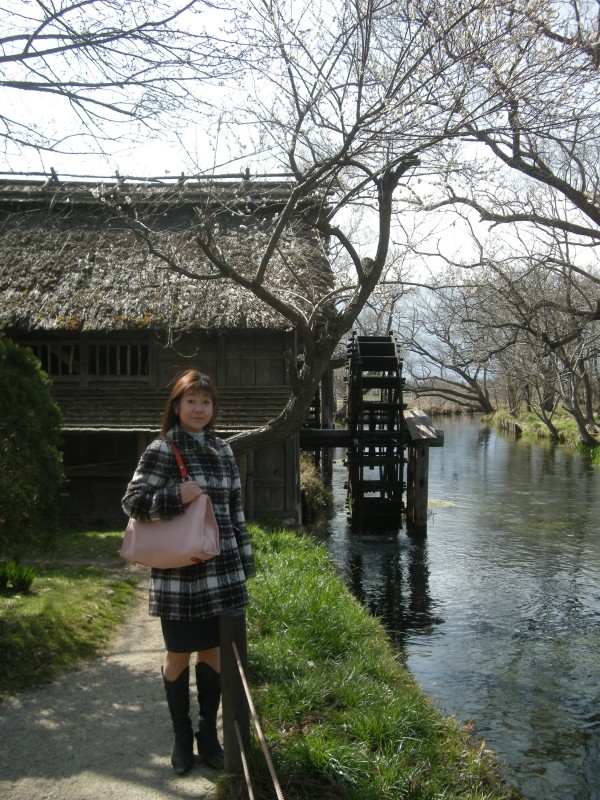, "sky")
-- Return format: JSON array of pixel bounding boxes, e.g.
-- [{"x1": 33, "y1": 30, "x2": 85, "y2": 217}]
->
[
  {"x1": 0, "y1": 88, "x2": 244, "y2": 182},
  {"x1": 0, "y1": 0, "x2": 253, "y2": 182}
]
